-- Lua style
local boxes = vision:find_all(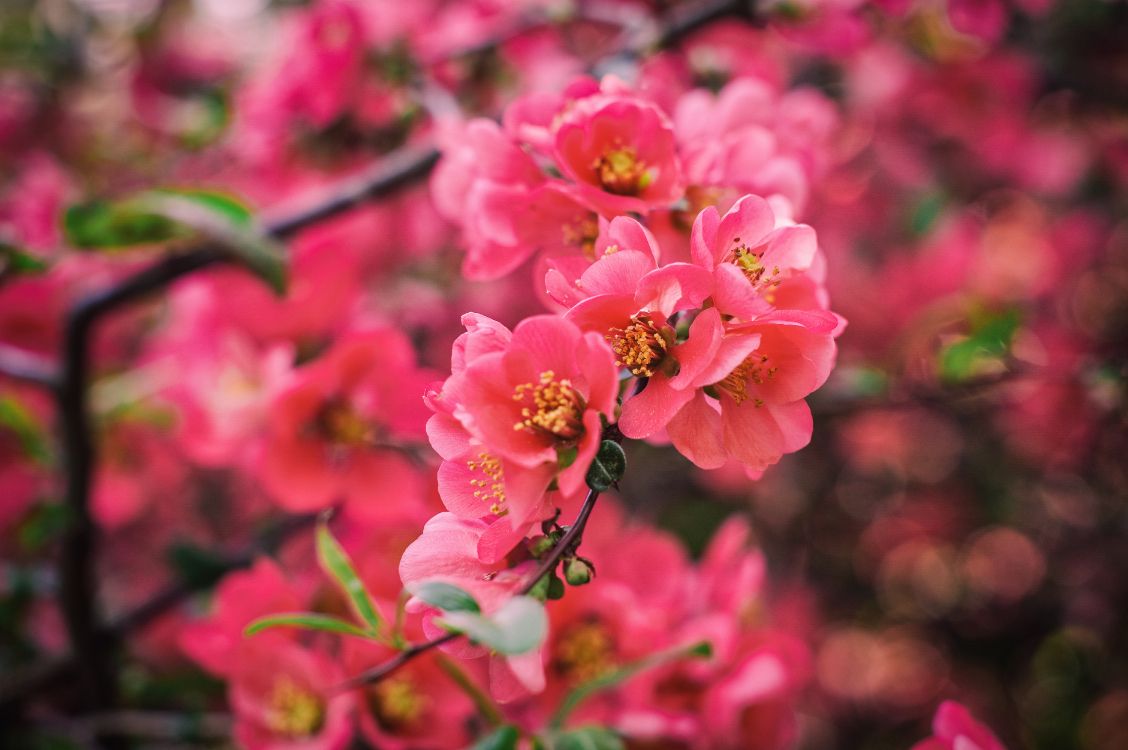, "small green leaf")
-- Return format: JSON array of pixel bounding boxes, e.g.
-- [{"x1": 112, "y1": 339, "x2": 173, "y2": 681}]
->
[
  {"x1": 550, "y1": 641, "x2": 713, "y2": 727},
  {"x1": 411, "y1": 581, "x2": 481, "y2": 613},
  {"x1": 316, "y1": 520, "x2": 383, "y2": 636},
  {"x1": 0, "y1": 396, "x2": 51, "y2": 464},
  {"x1": 0, "y1": 243, "x2": 49, "y2": 275},
  {"x1": 940, "y1": 308, "x2": 1021, "y2": 381},
  {"x1": 467, "y1": 725, "x2": 520, "y2": 750},
  {"x1": 584, "y1": 440, "x2": 626, "y2": 492},
  {"x1": 136, "y1": 191, "x2": 286, "y2": 295},
  {"x1": 154, "y1": 189, "x2": 253, "y2": 226},
  {"x1": 439, "y1": 596, "x2": 547, "y2": 655},
  {"x1": 541, "y1": 727, "x2": 624, "y2": 750},
  {"x1": 244, "y1": 612, "x2": 374, "y2": 638},
  {"x1": 63, "y1": 200, "x2": 180, "y2": 249},
  {"x1": 18, "y1": 502, "x2": 71, "y2": 552}
]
